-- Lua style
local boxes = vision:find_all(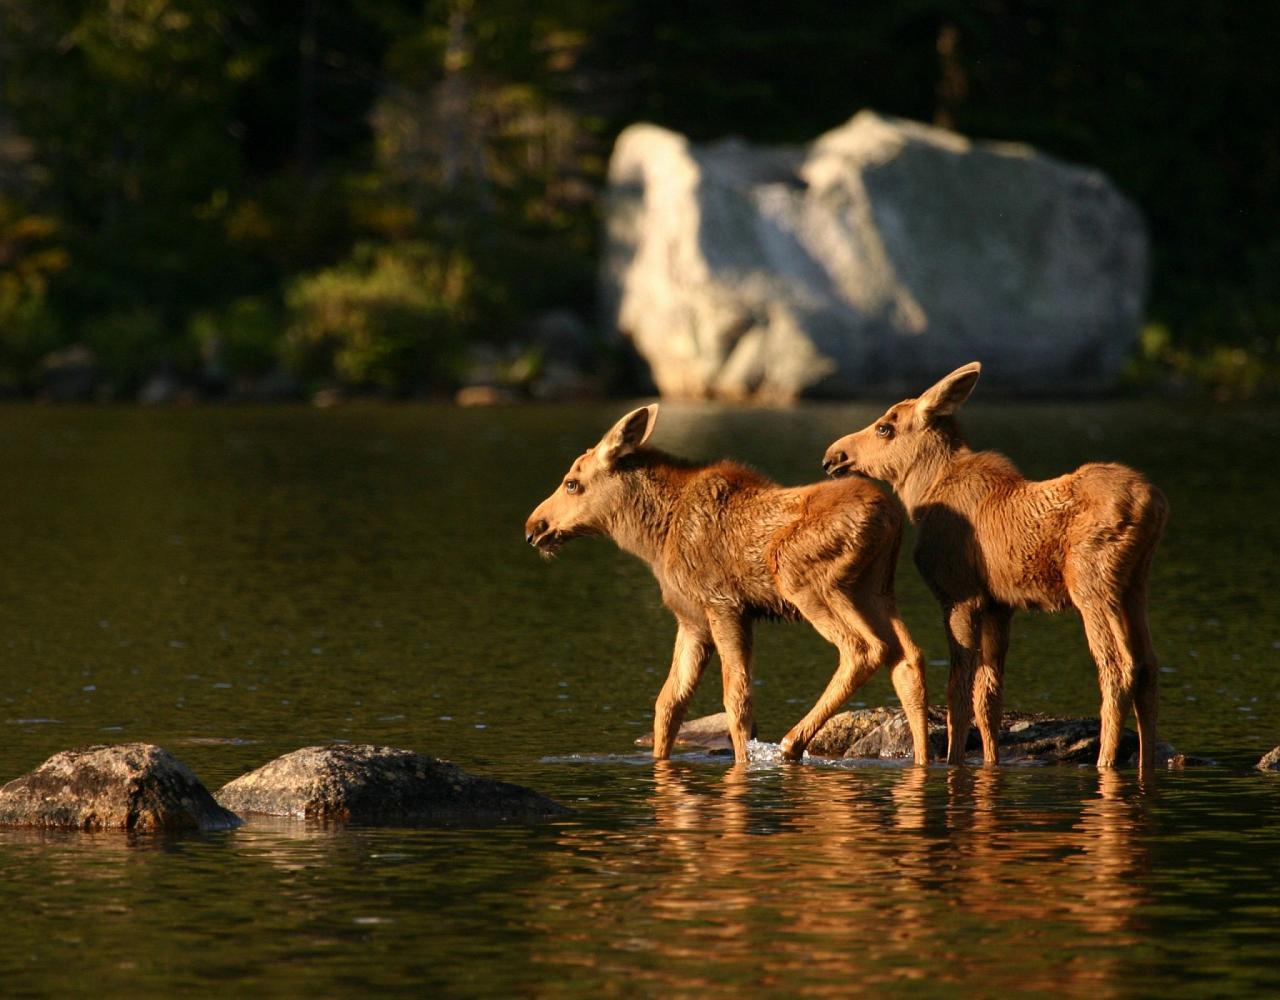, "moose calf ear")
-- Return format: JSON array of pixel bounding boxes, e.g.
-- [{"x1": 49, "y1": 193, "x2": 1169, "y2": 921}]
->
[
  {"x1": 917, "y1": 362, "x2": 981, "y2": 421},
  {"x1": 599, "y1": 404, "x2": 659, "y2": 468}
]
